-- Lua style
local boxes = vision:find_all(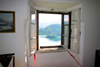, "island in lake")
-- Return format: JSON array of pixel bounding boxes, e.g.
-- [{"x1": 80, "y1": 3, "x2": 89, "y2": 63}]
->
[
  {"x1": 46, "y1": 34, "x2": 56, "y2": 38},
  {"x1": 39, "y1": 24, "x2": 61, "y2": 41}
]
